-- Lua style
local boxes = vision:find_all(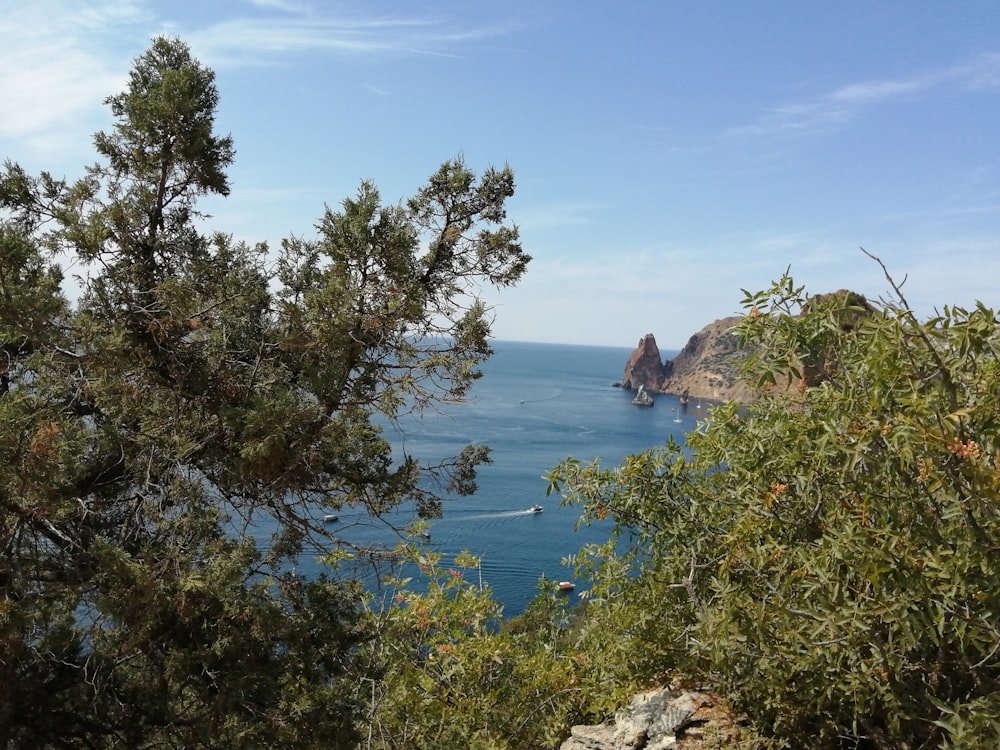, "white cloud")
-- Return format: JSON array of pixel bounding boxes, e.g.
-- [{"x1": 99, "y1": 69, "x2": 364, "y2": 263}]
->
[
  {"x1": 0, "y1": 0, "x2": 152, "y2": 158},
  {"x1": 828, "y1": 77, "x2": 928, "y2": 106},
  {"x1": 185, "y1": 12, "x2": 515, "y2": 69},
  {"x1": 0, "y1": 0, "x2": 519, "y2": 161},
  {"x1": 733, "y1": 51, "x2": 1000, "y2": 138}
]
